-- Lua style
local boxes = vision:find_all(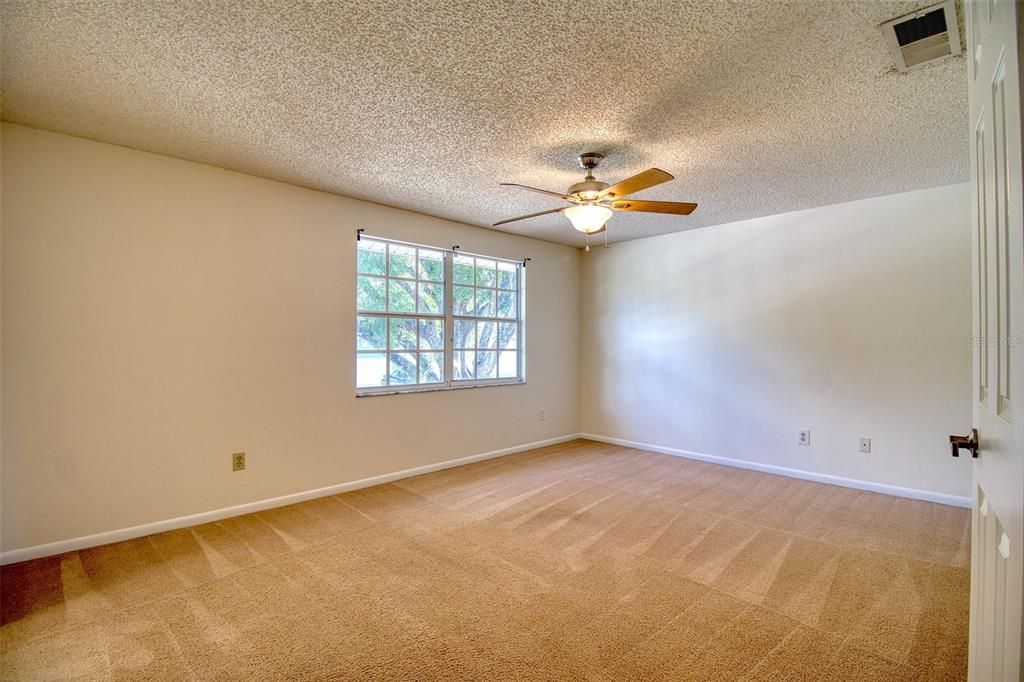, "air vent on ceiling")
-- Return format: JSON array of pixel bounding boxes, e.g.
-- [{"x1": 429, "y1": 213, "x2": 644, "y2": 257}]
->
[{"x1": 880, "y1": 0, "x2": 961, "y2": 72}]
